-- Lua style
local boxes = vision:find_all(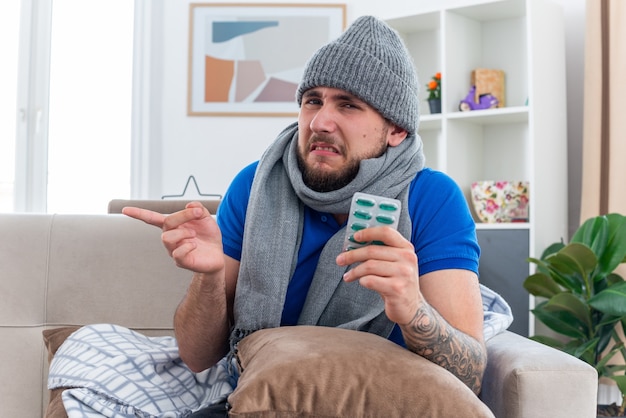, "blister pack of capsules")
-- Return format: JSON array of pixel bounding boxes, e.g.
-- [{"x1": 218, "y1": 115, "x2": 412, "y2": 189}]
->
[{"x1": 342, "y1": 192, "x2": 402, "y2": 251}]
